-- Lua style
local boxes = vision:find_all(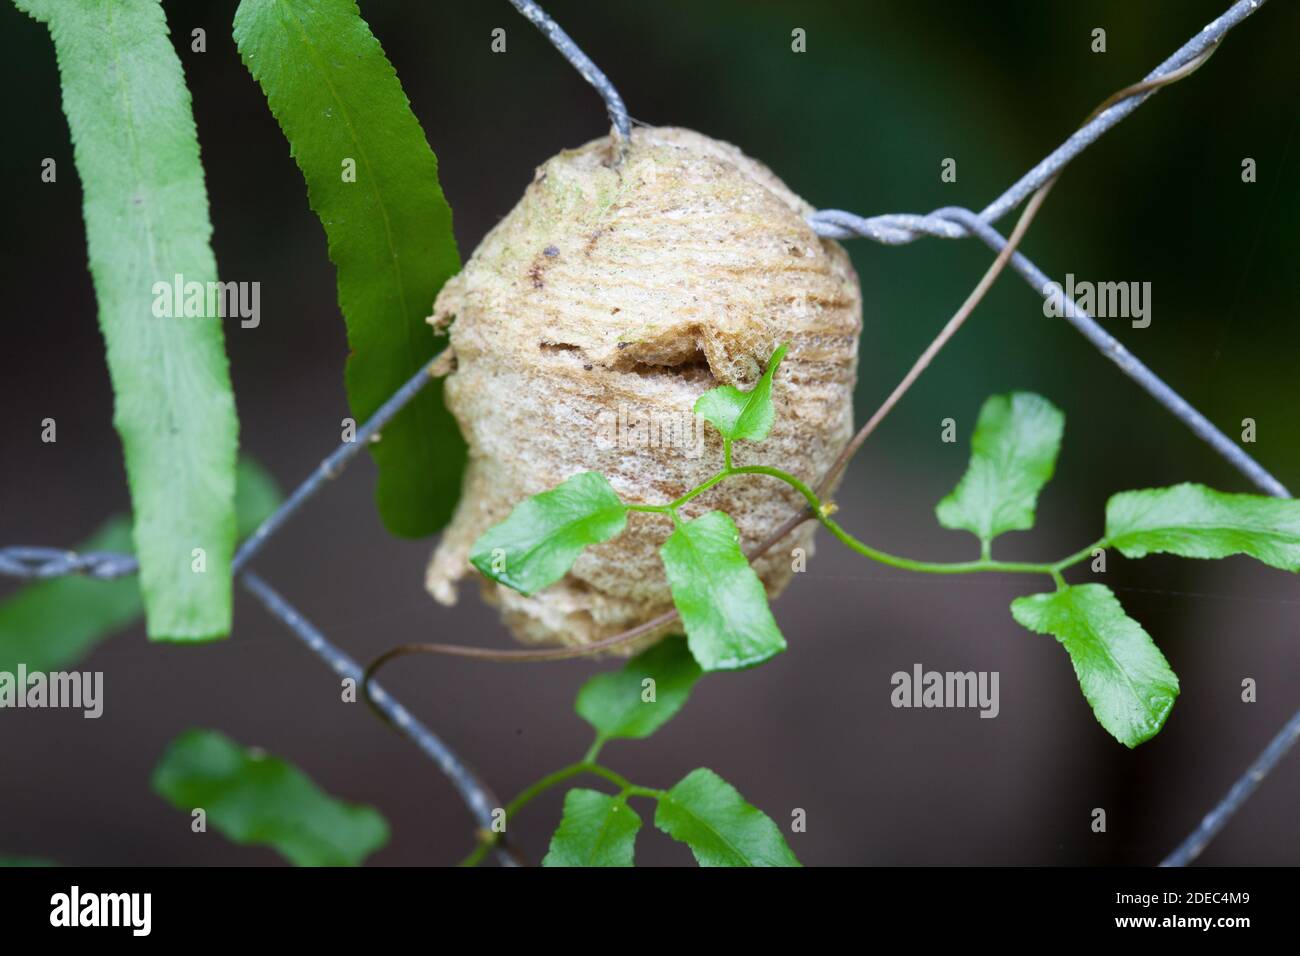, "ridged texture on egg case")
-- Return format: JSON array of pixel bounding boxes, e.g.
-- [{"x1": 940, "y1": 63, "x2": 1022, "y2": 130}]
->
[{"x1": 426, "y1": 126, "x2": 861, "y2": 652}]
